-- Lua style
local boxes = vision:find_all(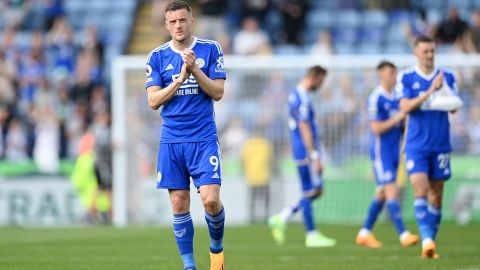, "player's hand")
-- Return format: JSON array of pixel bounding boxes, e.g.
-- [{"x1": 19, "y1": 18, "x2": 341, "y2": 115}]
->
[
  {"x1": 313, "y1": 159, "x2": 323, "y2": 175},
  {"x1": 176, "y1": 63, "x2": 191, "y2": 84},
  {"x1": 181, "y1": 49, "x2": 197, "y2": 72},
  {"x1": 432, "y1": 71, "x2": 444, "y2": 91}
]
